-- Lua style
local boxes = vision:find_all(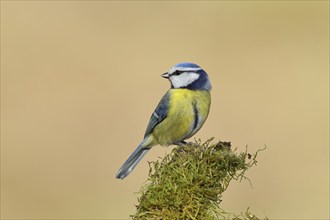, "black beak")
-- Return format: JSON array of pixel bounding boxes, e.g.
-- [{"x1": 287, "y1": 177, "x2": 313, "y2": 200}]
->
[{"x1": 161, "y1": 72, "x2": 169, "y2": 78}]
